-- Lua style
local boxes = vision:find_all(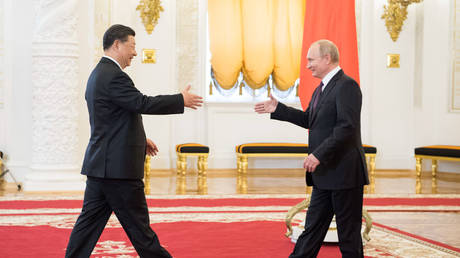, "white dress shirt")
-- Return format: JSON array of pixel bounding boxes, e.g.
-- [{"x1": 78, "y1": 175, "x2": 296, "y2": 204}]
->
[{"x1": 321, "y1": 66, "x2": 341, "y2": 91}]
